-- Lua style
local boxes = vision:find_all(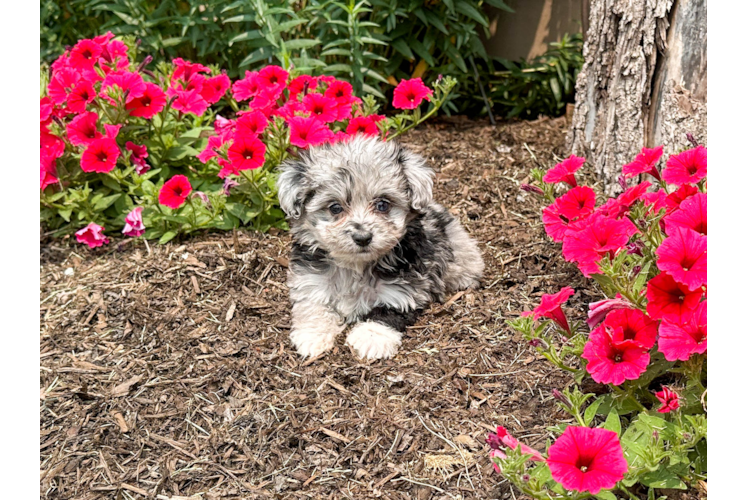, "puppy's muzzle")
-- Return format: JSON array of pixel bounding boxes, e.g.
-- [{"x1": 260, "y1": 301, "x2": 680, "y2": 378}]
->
[{"x1": 351, "y1": 230, "x2": 373, "y2": 247}]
